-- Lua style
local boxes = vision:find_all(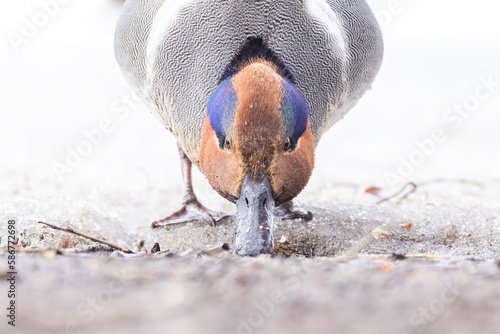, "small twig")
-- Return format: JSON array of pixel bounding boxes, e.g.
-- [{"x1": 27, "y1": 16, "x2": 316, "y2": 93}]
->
[
  {"x1": 376, "y1": 182, "x2": 417, "y2": 205},
  {"x1": 38, "y1": 221, "x2": 134, "y2": 254}
]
